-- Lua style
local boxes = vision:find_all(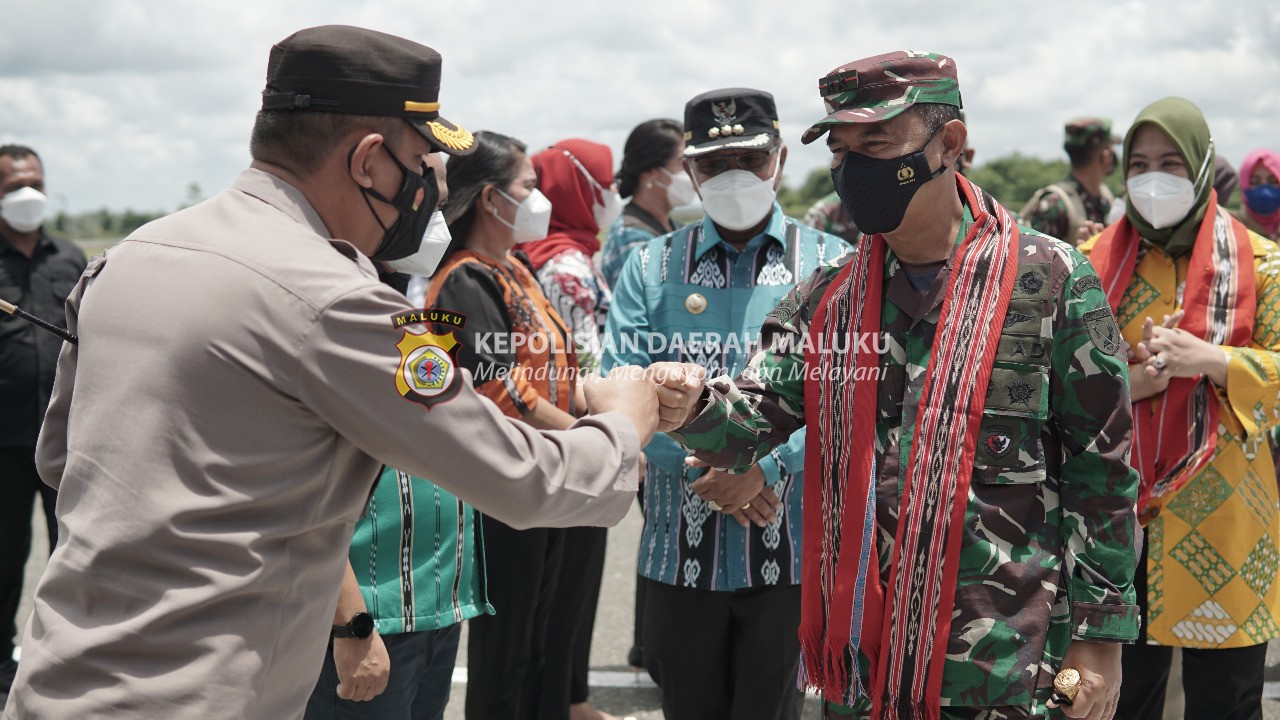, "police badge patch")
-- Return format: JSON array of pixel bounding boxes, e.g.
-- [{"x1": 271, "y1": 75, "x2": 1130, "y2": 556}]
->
[
  {"x1": 1083, "y1": 307, "x2": 1123, "y2": 357},
  {"x1": 391, "y1": 309, "x2": 465, "y2": 409}
]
